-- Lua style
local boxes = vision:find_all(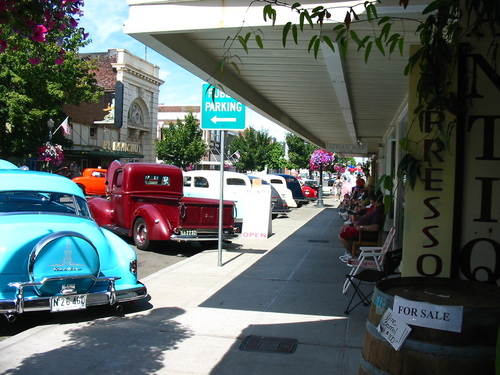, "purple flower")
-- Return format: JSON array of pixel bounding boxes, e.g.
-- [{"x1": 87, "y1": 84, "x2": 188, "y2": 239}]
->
[{"x1": 310, "y1": 149, "x2": 335, "y2": 171}]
